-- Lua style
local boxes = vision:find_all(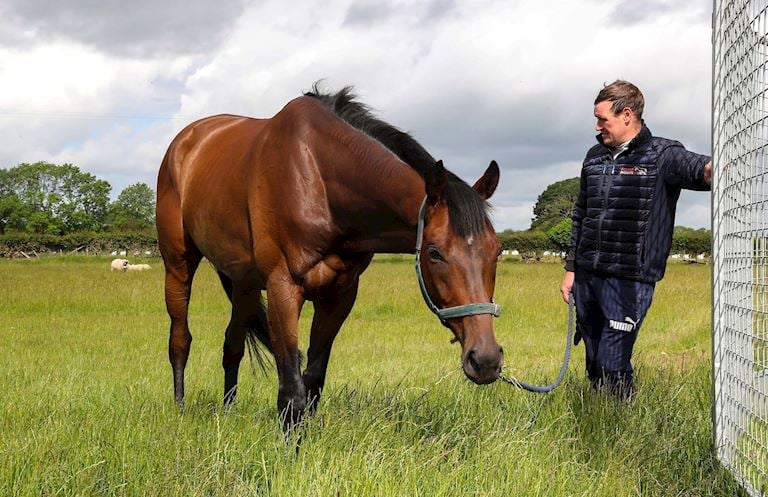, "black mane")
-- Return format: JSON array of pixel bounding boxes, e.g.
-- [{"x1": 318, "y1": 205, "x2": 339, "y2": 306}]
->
[{"x1": 304, "y1": 84, "x2": 492, "y2": 237}]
